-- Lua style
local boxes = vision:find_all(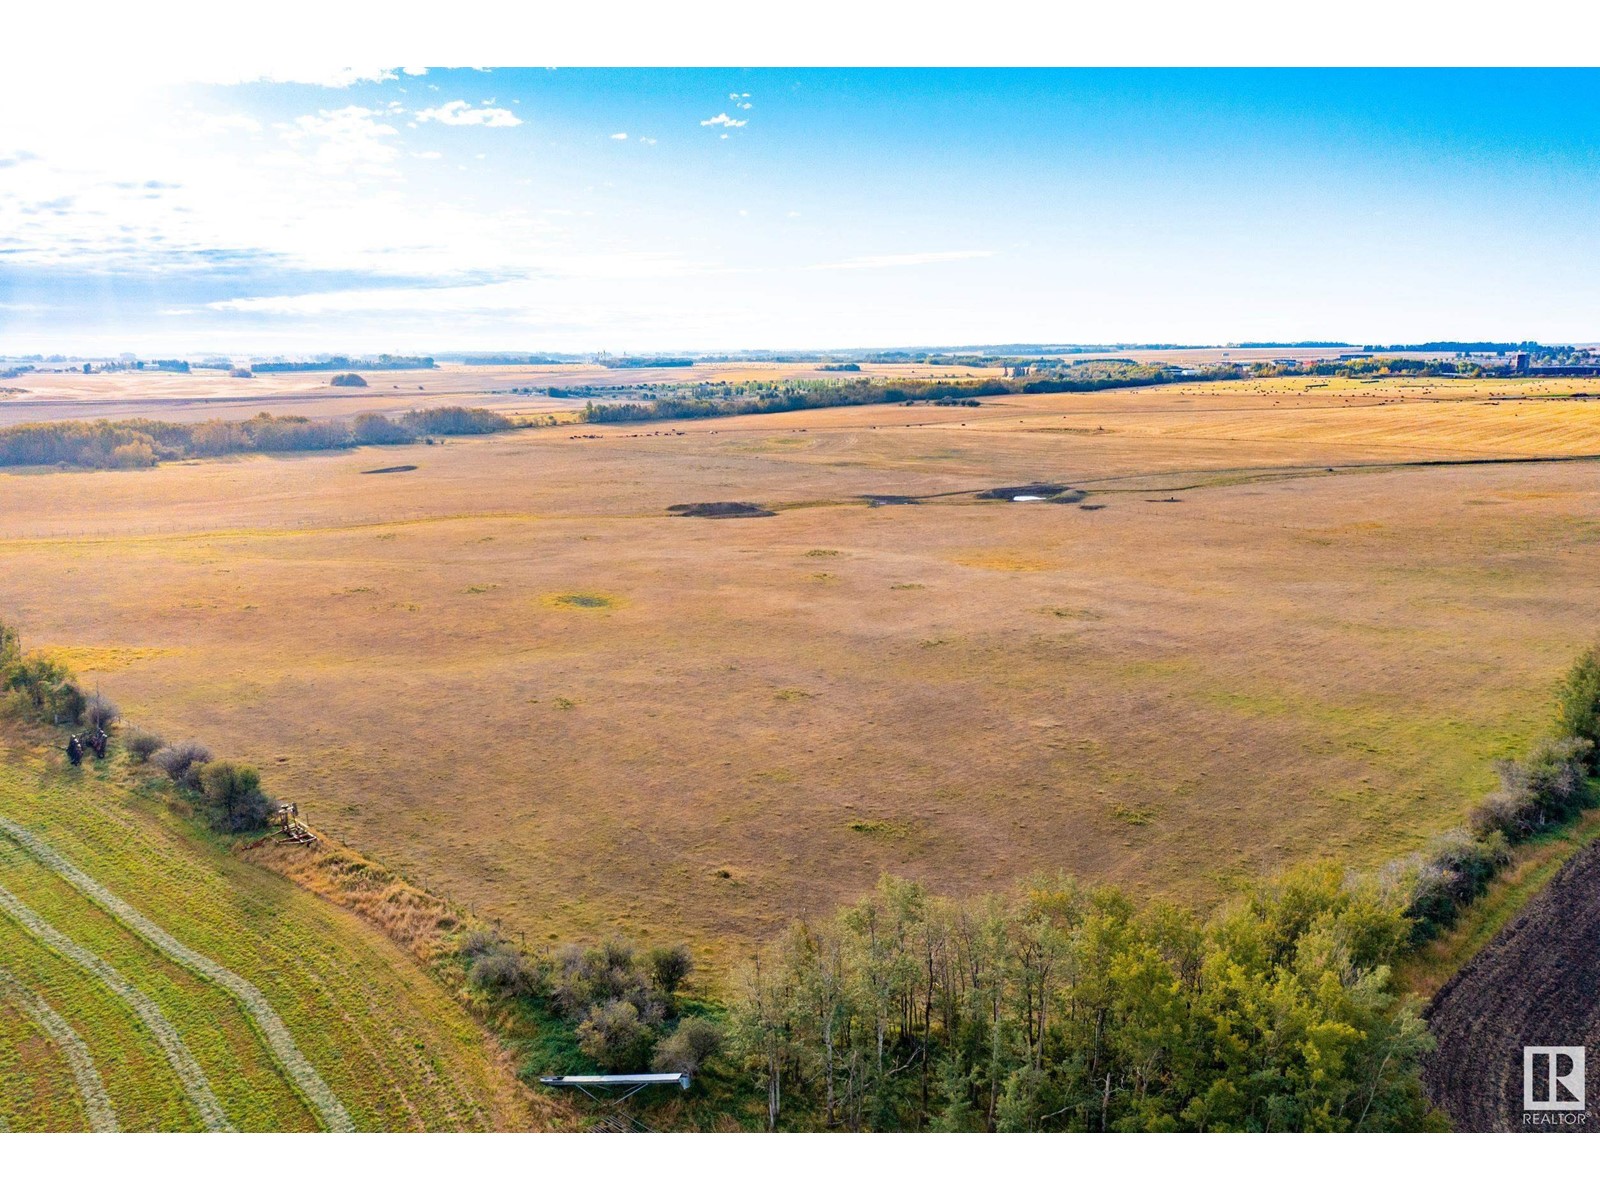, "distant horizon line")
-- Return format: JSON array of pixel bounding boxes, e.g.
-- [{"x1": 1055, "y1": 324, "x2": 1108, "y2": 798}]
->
[{"x1": 6, "y1": 338, "x2": 1597, "y2": 363}]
